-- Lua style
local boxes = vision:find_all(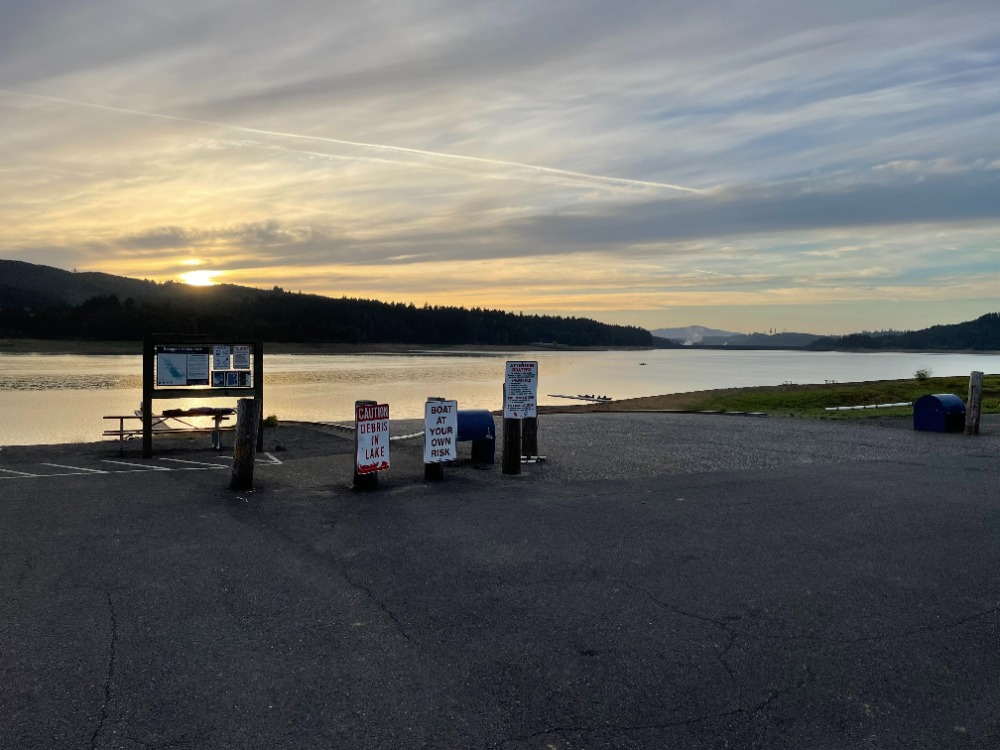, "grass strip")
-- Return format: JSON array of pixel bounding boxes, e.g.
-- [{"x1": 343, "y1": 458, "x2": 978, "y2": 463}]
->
[{"x1": 561, "y1": 375, "x2": 1000, "y2": 419}]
